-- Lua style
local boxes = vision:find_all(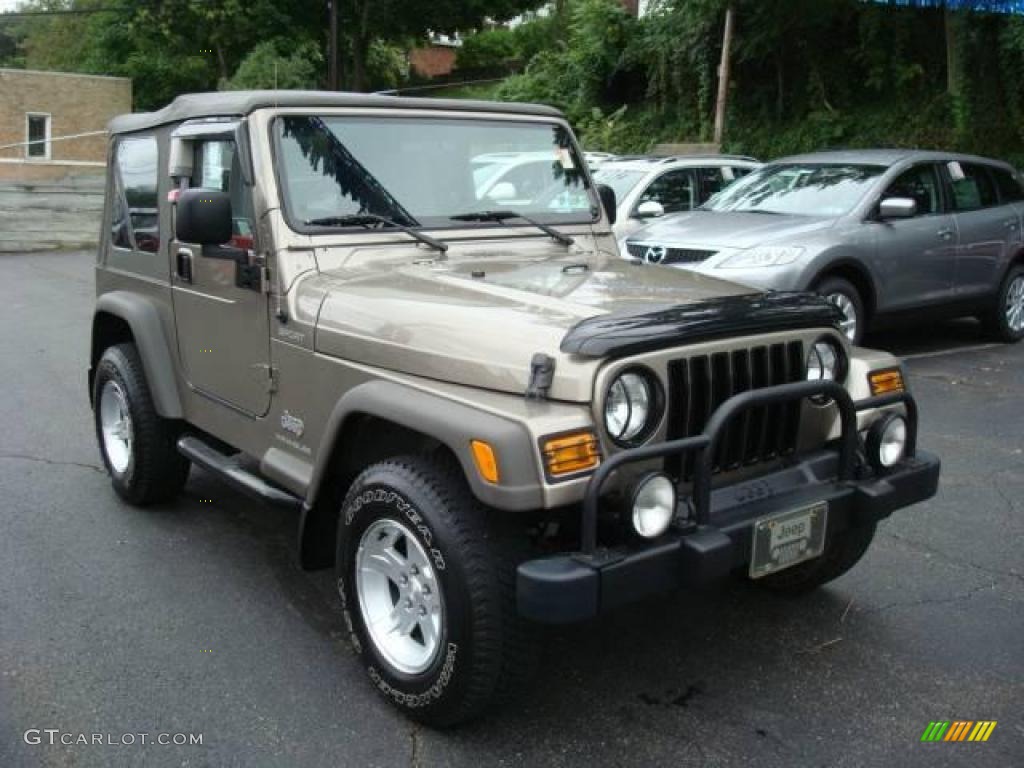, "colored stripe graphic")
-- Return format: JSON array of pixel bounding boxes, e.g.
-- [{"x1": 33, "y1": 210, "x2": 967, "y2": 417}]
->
[{"x1": 921, "y1": 720, "x2": 997, "y2": 742}]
